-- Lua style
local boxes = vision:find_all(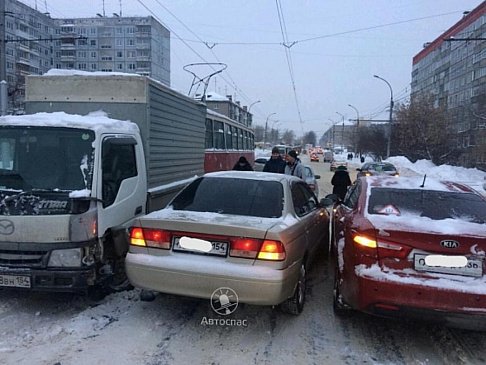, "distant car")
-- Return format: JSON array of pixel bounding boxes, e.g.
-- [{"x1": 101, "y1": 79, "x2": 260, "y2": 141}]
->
[
  {"x1": 126, "y1": 171, "x2": 331, "y2": 314},
  {"x1": 254, "y1": 157, "x2": 269, "y2": 172},
  {"x1": 330, "y1": 159, "x2": 348, "y2": 171},
  {"x1": 303, "y1": 164, "x2": 320, "y2": 198},
  {"x1": 330, "y1": 176, "x2": 486, "y2": 330},
  {"x1": 310, "y1": 153, "x2": 319, "y2": 162},
  {"x1": 356, "y1": 162, "x2": 399, "y2": 178},
  {"x1": 323, "y1": 151, "x2": 333, "y2": 163}
]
